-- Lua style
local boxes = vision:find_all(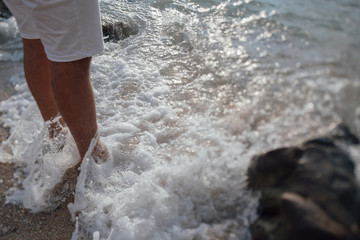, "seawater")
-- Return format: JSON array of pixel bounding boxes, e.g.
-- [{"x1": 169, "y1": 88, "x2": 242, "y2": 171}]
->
[{"x1": 0, "y1": 0, "x2": 360, "y2": 239}]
